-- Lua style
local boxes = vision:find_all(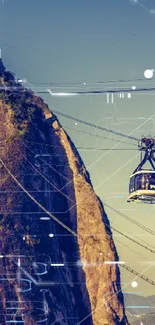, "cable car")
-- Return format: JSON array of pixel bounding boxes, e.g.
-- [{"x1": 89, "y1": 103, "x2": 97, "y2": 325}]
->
[{"x1": 127, "y1": 138, "x2": 155, "y2": 203}]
